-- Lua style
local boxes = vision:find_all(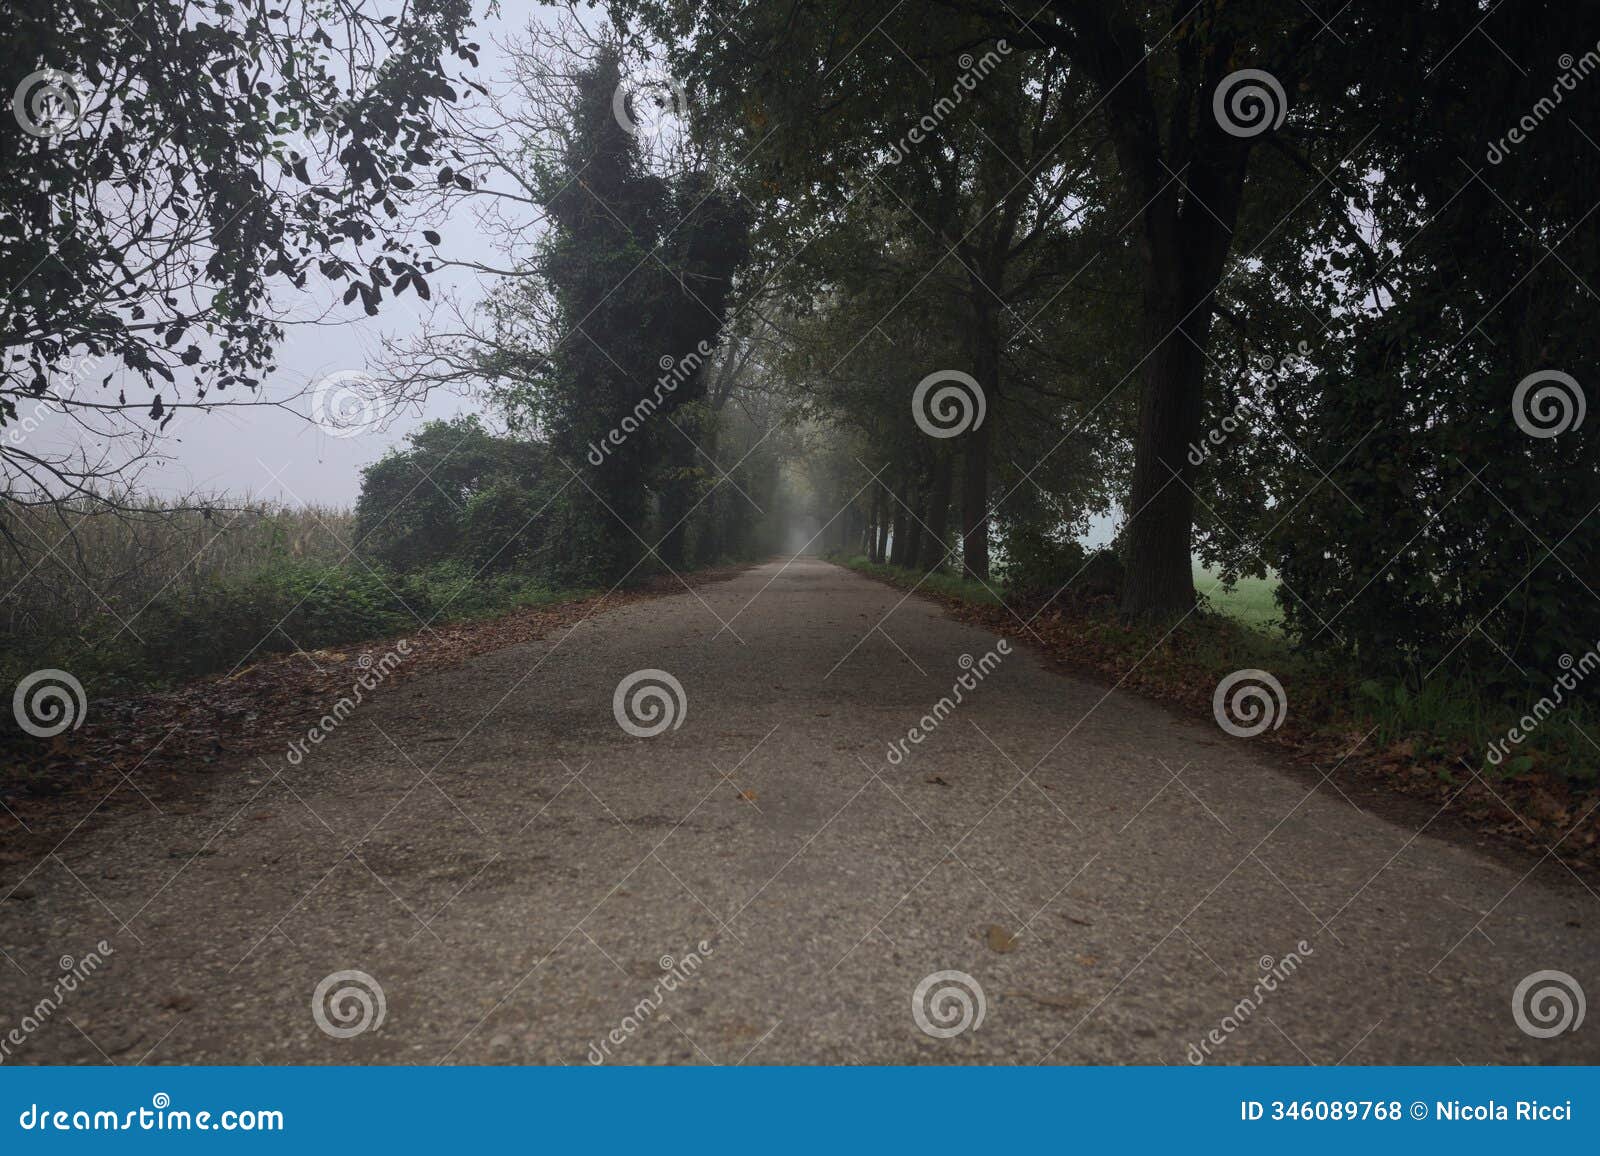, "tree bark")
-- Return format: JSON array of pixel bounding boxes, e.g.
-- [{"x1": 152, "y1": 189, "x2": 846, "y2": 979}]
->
[
  {"x1": 961, "y1": 301, "x2": 1000, "y2": 579},
  {"x1": 920, "y1": 451, "x2": 954, "y2": 570},
  {"x1": 889, "y1": 475, "x2": 910, "y2": 566},
  {"x1": 902, "y1": 471, "x2": 926, "y2": 568},
  {"x1": 871, "y1": 487, "x2": 888, "y2": 563}
]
